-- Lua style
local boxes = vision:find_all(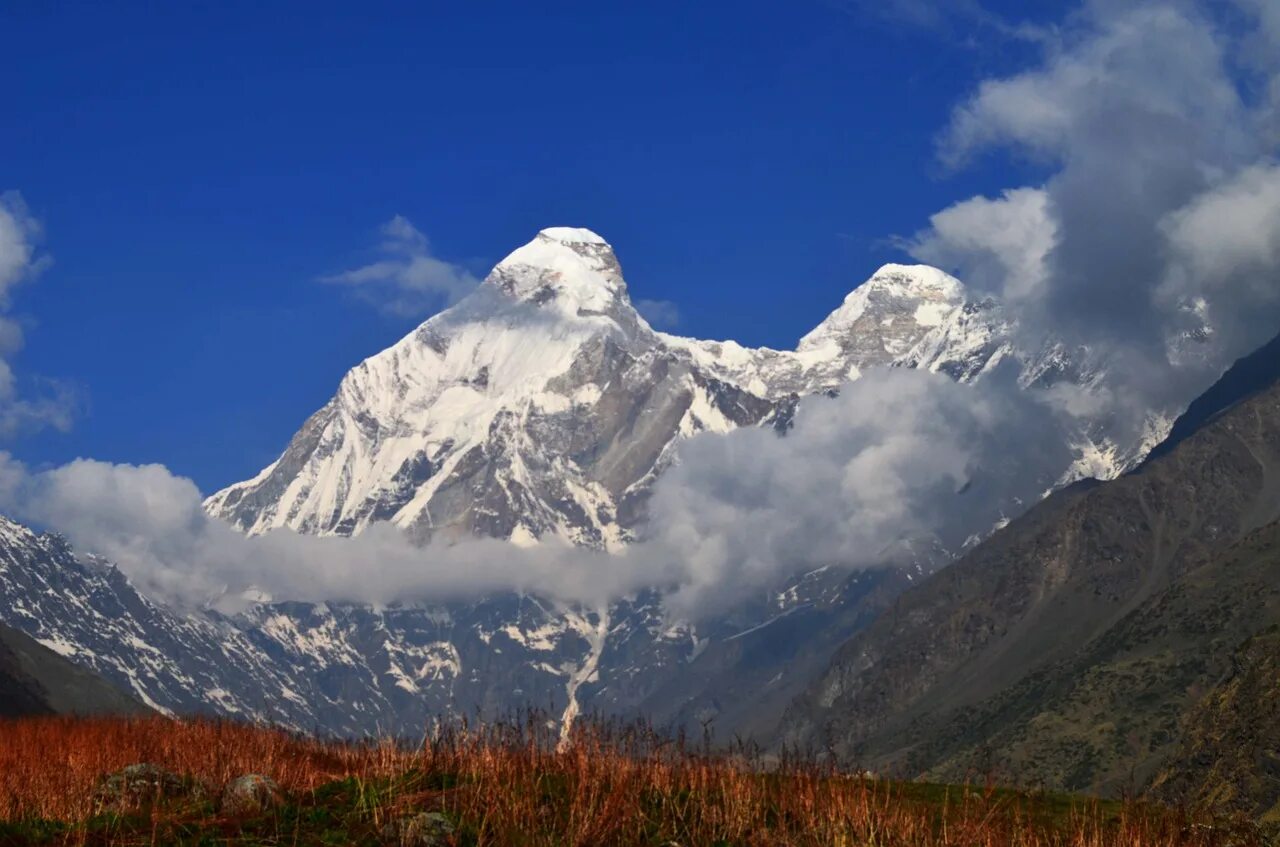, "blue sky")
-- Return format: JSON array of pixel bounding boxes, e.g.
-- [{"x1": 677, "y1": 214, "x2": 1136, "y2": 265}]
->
[{"x1": 3, "y1": 0, "x2": 1068, "y2": 492}]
